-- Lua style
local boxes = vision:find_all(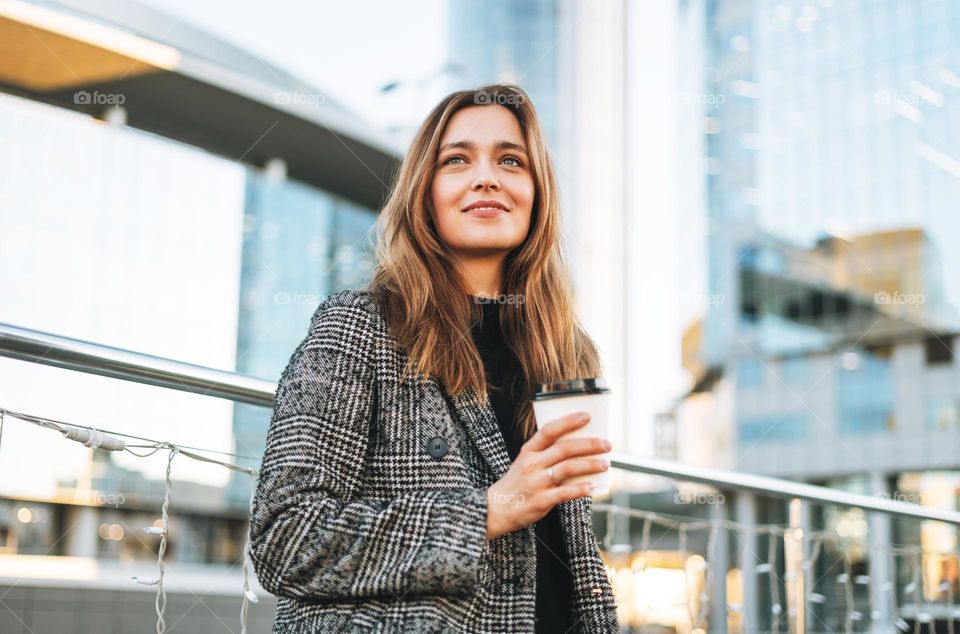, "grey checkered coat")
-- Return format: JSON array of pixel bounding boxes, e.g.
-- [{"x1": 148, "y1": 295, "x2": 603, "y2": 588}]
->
[{"x1": 250, "y1": 289, "x2": 620, "y2": 633}]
